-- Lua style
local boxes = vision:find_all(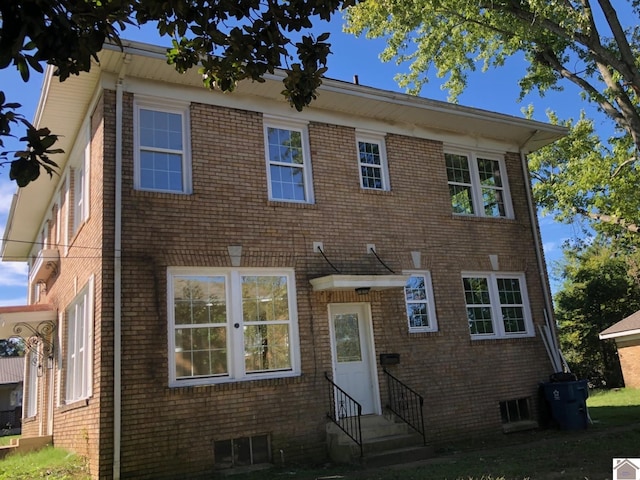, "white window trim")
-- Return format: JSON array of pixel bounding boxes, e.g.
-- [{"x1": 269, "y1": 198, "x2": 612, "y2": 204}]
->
[
  {"x1": 167, "y1": 267, "x2": 301, "y2": 387},
  {"x1": 263, "y1": 117, "x2": 314, "y2": 204},
  {"x1": 69, "y1": 123, "x2": 91, "y2": 236},
  {"x1": 25, "y1": 350, "x2": 39, "y2": 418},
  {"x1": 134, "y1": 97, "x2": 192, "y2": 194},
  {"x1": 462, "y1": 272, "x2": 534, "y2": 340},
  {"x1": 445, "y1": 148, "x2": 513, "y2": 219},
  {"x1": 356, "y1": 131, "x2": 390, "y2": 191},
  {"x1": 65, "y1": 276, "x2": 94, "y2": 403},
  {"x1": 403, "y1": 270, "x2": 438, "y2": 333}
]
